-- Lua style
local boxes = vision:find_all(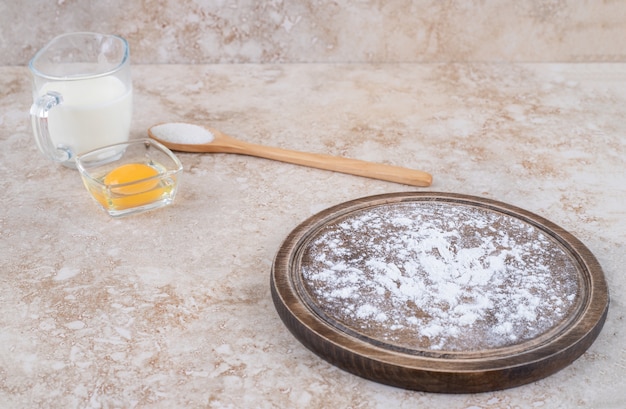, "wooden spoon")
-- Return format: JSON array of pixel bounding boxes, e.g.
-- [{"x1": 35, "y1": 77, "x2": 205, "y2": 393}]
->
[{"x1": 148, "y1": 123, "x2": 432, "y2": 187}]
